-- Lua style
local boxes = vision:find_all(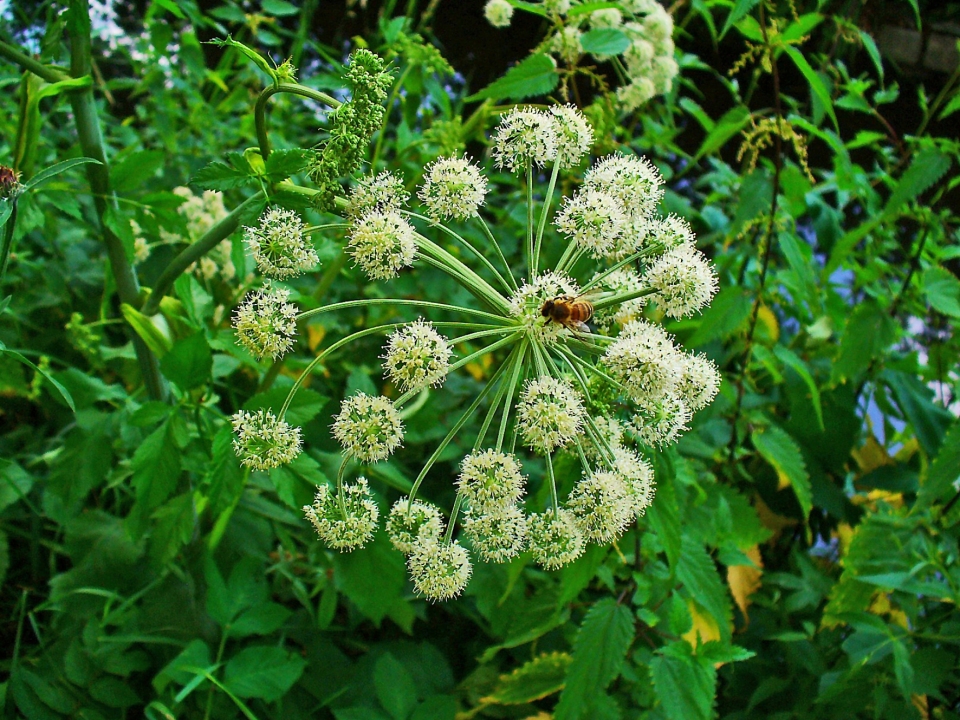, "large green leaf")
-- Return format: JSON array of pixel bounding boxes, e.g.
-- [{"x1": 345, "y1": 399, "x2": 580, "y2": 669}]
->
[
  {"x1": 676, "y1": 536, "x2": 732, "y2": 640},
  {"x1": 917, "y1": 418, "x2": 960, "y2": 507},
  {"x1": 466, "y1": 54, "x2": 558, "y2": 102},
  {"x1": 160, "y1": 332, "x2": 213, "y2": 391},
  {"x1": 923, "y1": 266, "x2": 960, "y2": 318},
  {"x1": 783, "y1": 45, "x2": 838, "y2": 131},
  {"x1": 554, "y1": 599, "x2": 634, "y2": 720},
  {"x1": 131, "y1": 421, "x2": 182, "y2": 521},
  {"x1": 882, "y1": 148, "x2": 951, "y2": 216},
  {"x1": 487, "y1": 652, "x2": 571, "y2": 704},
  {"x1": 650, "y1": 642, "x2": 717, "y2": 720},
  {"x1": 830, "y1": 300, "x2": 897, "y2": 385},
  {"x1": 222, "y1": 646, "x2": 307, "y2": 702},
  {"x1": 374, "y1": 653, "x2": 418, "y2": 720},
  {"x1": 332, "y1": 532, "x2": 407, "y2": 626},
  {"x1": 580, "y1": 28, "x2": 630, "y2": 56},
  {"x1": 752, "y1": 423, "x2": 812, "y2": 518}
]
